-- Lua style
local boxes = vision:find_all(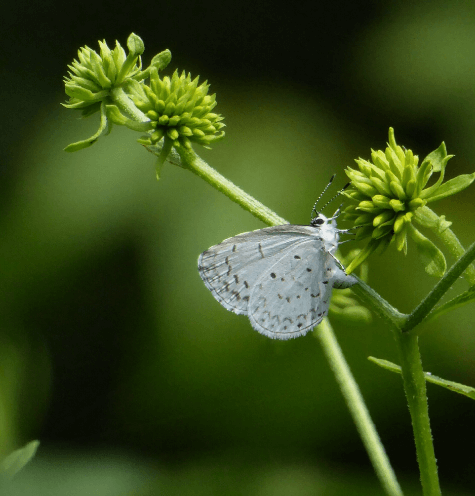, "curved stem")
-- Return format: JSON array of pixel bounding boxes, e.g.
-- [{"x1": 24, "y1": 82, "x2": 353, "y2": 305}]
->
[
  {"x1": 394, "y1": 333, "x2": 441, "y2": 496},
  {"x1": 317, "y1": 319, "x2": 403, "y2": 496},
  {"x1": 350, "y1": 277, "x2": 406, "y2": 331},
  {"x1": 110, "y1": 86, "x2": 149, "y2": 122},
  {"x1": 402, "y1": 239, "x2": 475, "y2": 332},
  {"x1": 177, "y1": 147, "x2": 288, "y2": 226}
]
